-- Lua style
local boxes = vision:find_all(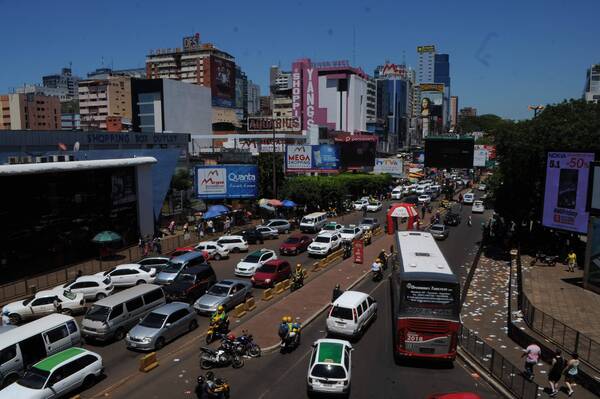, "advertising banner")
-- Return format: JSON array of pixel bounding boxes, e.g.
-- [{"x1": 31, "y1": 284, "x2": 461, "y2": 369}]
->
[
  {"x1": 353, "y1": 239, "x2": 364, "y2": 264},
  {"x1": 588, "y1": 162, "x2": 600, "y2": 216},
  {"x1": 247, "y1": 117, "x2": 300, "y2": 132},
  {"x1": 586, "y1": 216, "x2": 600, "y2": 291},
  {"x1": 473, "y1": 145, "x2": 488, "y2": 167},
  {"x1": 211, "y1": 57, "x2": 235, "y2": 108},
  {"x1": 374, "y1": 158, "x2": 404, "y2": 176},
  {"x1": 313, "y1": 144, "x2": 339, "y2": 171},
  {"x1": 286, "y1": 145, "x2": 313, "y2": 171},
  {"x1": 195, "y1": 164, "x2": 258, "y2": 199},
  {"x1": 285, "y1": 145, "x2": 339, "y2": 172},
  {"x1": 542, "y1": 152, "x2": 595, "y2": 234}
]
